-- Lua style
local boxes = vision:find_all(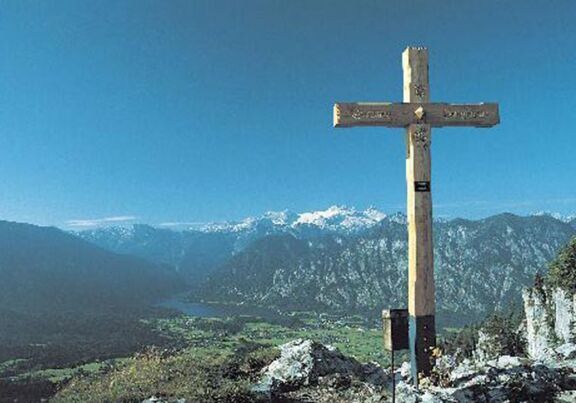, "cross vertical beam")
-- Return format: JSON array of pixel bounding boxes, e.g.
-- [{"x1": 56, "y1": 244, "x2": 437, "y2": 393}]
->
[
  {"x1": 403, "y1": 47, "x2": 436, "y2": 383},
  {"x1": 332, "y1": 46, "x2": 499, "y2": 386}
]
